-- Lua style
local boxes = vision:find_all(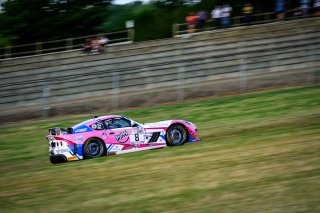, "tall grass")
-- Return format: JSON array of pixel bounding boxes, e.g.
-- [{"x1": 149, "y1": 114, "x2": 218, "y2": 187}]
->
[{"x1": 0, "y1": 86, "x2": 319, "y2": 212}]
